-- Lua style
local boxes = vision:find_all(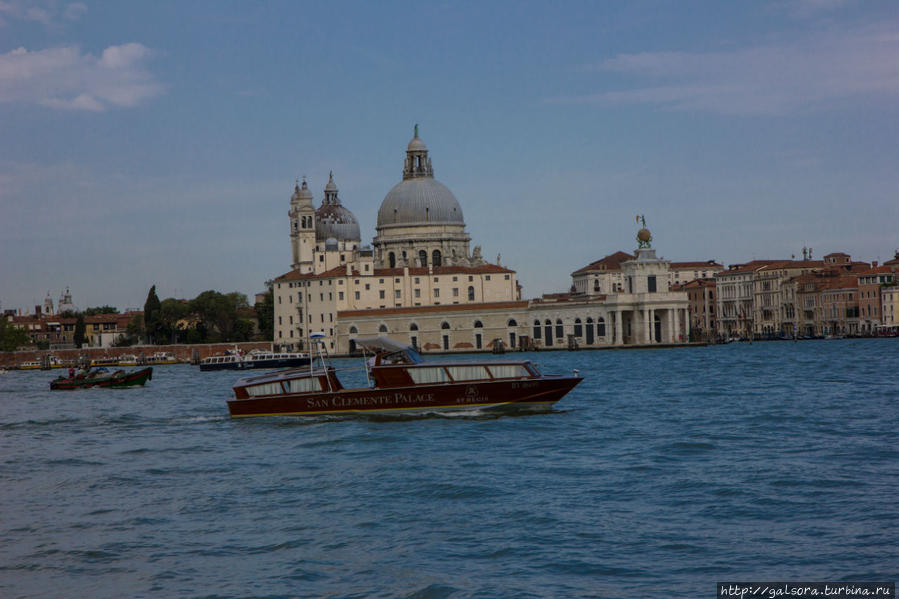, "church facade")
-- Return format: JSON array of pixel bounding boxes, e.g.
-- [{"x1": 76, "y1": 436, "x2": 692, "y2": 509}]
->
[
  {"x1": 273, "y1": 128, "x2": 520, "y2": 353},
  {"x1": 272, "y1": 128, "x2": 691, "y2": 354}
]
